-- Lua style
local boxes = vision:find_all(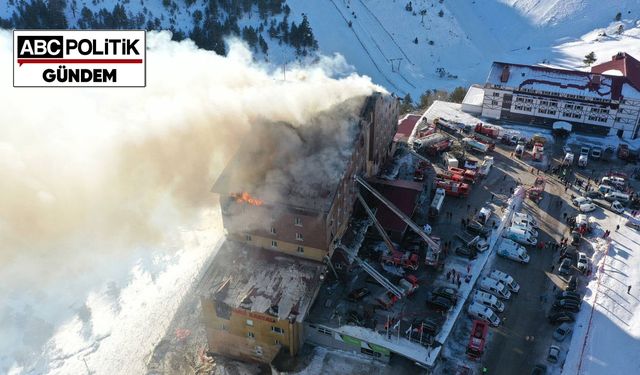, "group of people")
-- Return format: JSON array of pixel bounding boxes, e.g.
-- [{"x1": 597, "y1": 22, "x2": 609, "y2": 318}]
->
[{"x1": 446, "y1": 268, "x2": 462, "y2": 288}]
